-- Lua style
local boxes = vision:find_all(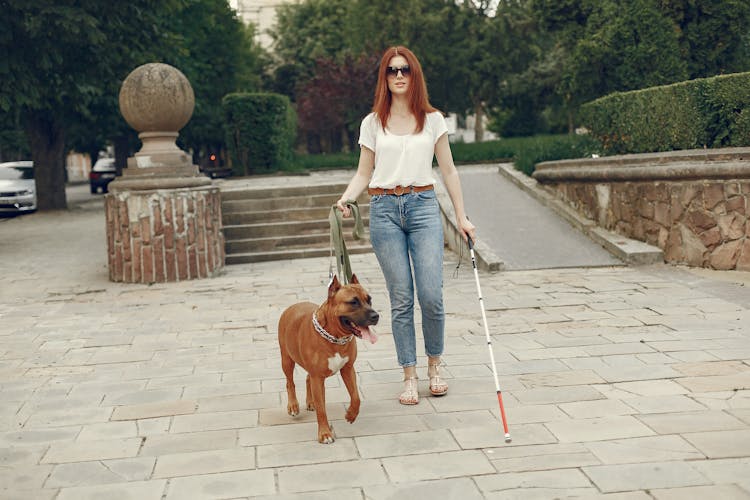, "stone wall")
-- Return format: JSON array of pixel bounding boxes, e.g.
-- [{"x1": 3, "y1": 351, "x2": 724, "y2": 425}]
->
[
  {"x1": 105, "y1": 187, "x2": 225, "y2": 283},
  {"x1": 532, "y1": 148, "x2": 750, "y2": 271}
]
